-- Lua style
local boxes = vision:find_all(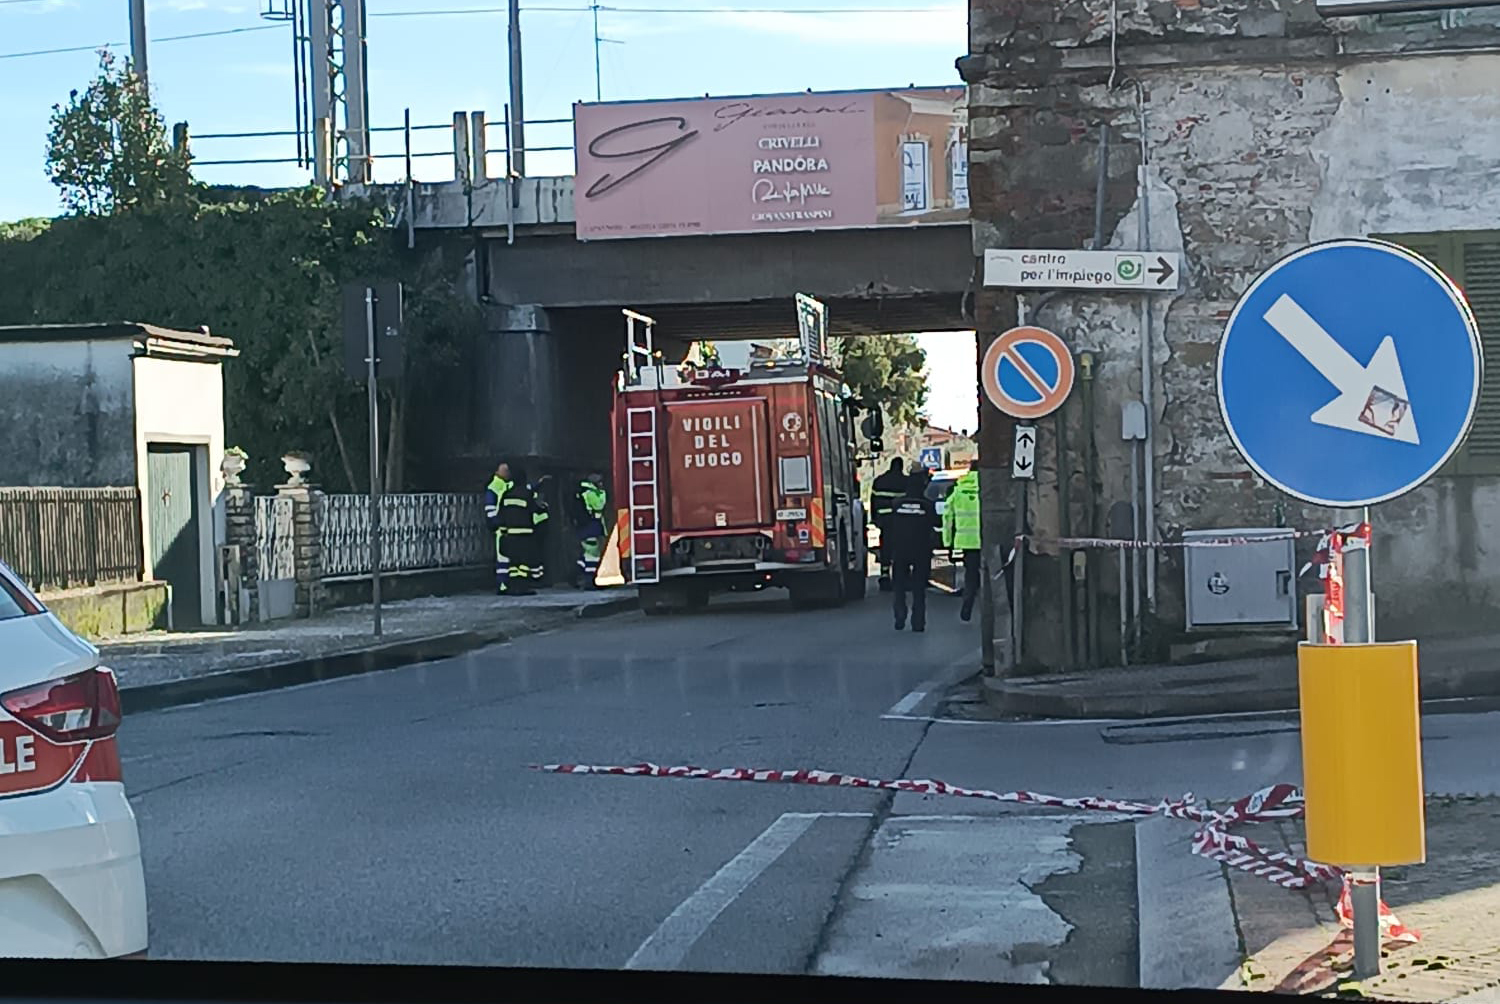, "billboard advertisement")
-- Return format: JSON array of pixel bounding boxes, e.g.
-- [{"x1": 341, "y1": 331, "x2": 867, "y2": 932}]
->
[{"x1": 572, "y1": 86, "x2": 967, "y2": 241}]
